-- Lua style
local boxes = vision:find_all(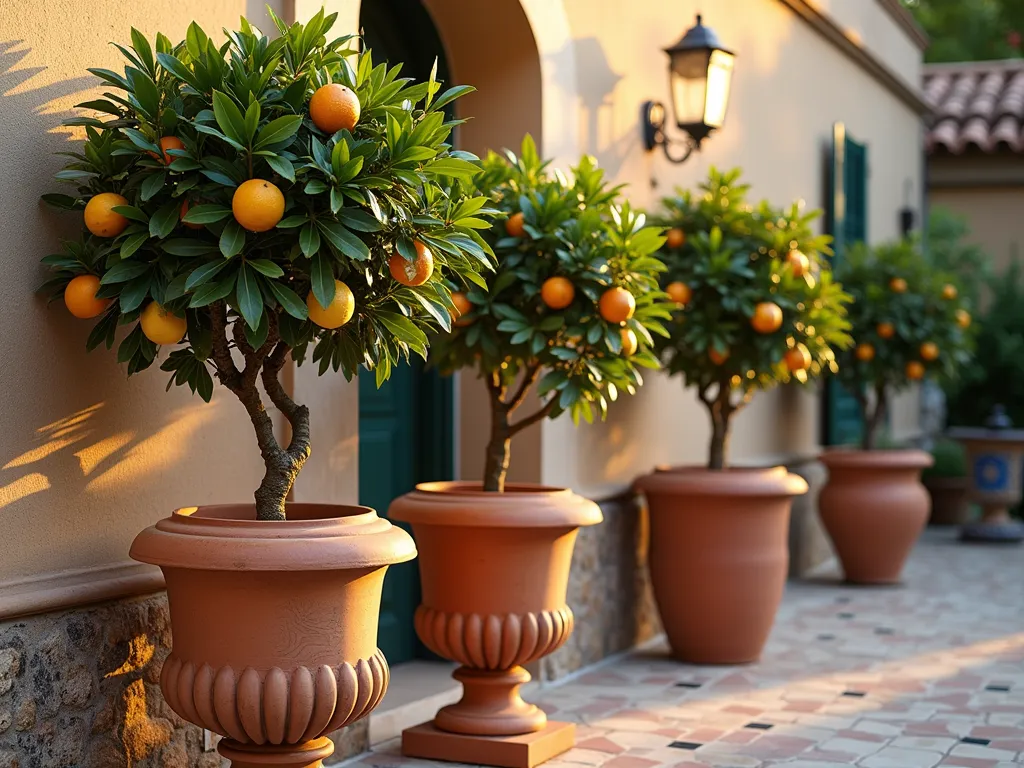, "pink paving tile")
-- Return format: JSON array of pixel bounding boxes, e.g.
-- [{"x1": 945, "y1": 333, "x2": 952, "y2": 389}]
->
[
  {"x1": 612, "y1": 709, "x2": 664, "y2": 722},
  {"x1": 682, "y1": 728, "x2": 726, "y2": 743},
  {"x1": 989, "y1": 738, "x2": 1024, "y2": 750},
  {"x1": 837, "y1": 729, "x2": 888, "y2": 742},
  {"x1": 970, "y1": 726, "x2": 1024, "y2": 738},
  {"x1": 937, "y1": 675, "x2": 985, "y2": 689},
  {"x1": 719, "y1": 730, "x2": 761, "y2": 744},
  {"x1": 783, "y1": 701, "x2": 823, "y2": 713},
  {"x1": 641, "y1": 676, "x2": 680, "y2": 685},
  {"x1": 577, "y1": 737, "x2": 626, "y2": 754},
  {"x1": 744, "y1": 734, "x2": 817, "y2": 758},
  {"x1": 602, "y1": 757, "x2": 660, "y2": 768},
  {"x1": 939, "y1": 759, "x2": 1001, "y2": 767},
  {"x1": 723, "y1": 705, "x2": 764, "y2": 716},
  {"x1": 905, "y1": 722, "x2": 956, "y2": 736},
  {"x1": 801, "y1": 748, "x2": 862, "y2": 762}
]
